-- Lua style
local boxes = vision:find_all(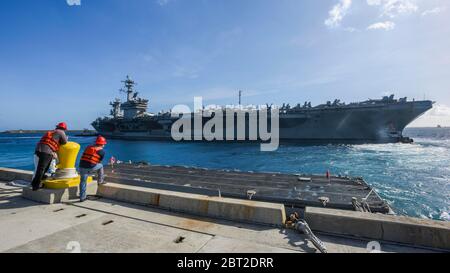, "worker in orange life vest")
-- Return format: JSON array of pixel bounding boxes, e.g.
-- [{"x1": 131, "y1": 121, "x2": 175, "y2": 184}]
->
[
  {"x1": 32, "y1": 122, "x2": 68, "y2": 191},
  {"x1": 78, "y1": 135, "x2": 108, "y2": 202}
]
